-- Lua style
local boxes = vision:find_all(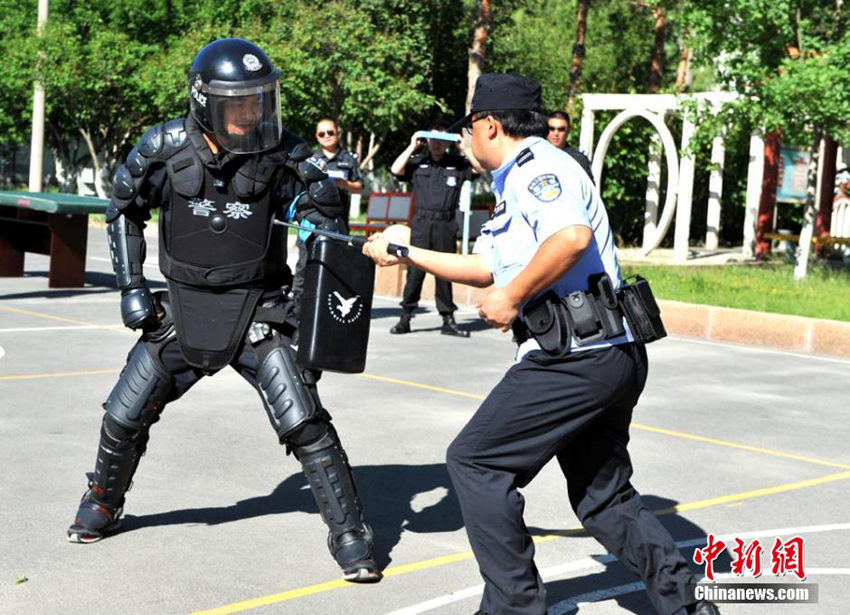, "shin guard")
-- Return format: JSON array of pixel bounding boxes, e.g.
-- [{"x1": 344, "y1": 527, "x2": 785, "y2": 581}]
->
[{"x1": 292, "y1": 428, "x2": 380, "y2": 582}]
